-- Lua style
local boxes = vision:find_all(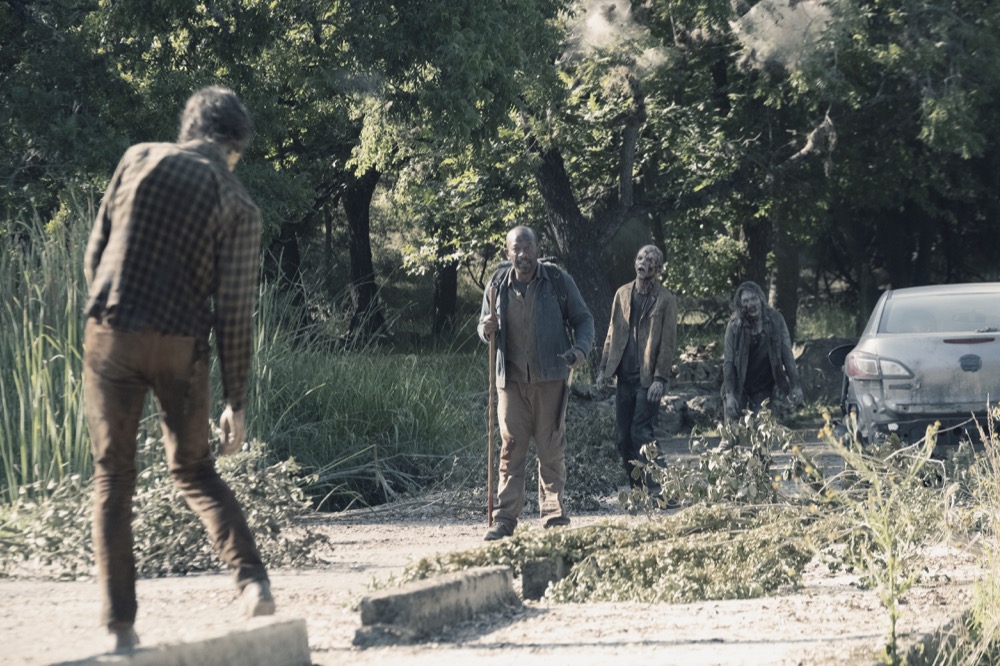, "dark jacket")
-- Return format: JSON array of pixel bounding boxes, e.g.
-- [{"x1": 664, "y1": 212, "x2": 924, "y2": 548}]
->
[
  {"x1": 722, "y1": 308, "x2": 800, "y2": 399},
  {"x1": 478, "y1": 263, "x2": 595, "y2": 389},
  {"x1": 599, "y1": 281, "x2": 677, "y2": 388}
]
